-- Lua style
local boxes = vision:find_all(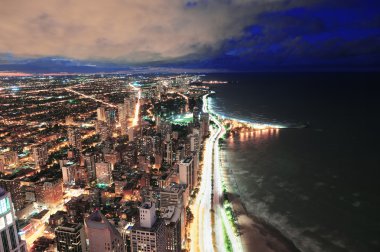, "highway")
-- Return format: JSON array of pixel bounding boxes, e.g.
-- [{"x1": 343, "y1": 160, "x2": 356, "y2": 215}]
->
[
  {"x1": 64, "y1": 87, "x2": 117, "y2": 108},
  {"x1": 128, "y1": 83, "x2": 141, "y2": 127},
  {"x1": 189, "y1": 106, "x2": 217, "y2": 252},
  {"x1": 189, "y1": 93, "x2": 243, "y2": 252}
]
